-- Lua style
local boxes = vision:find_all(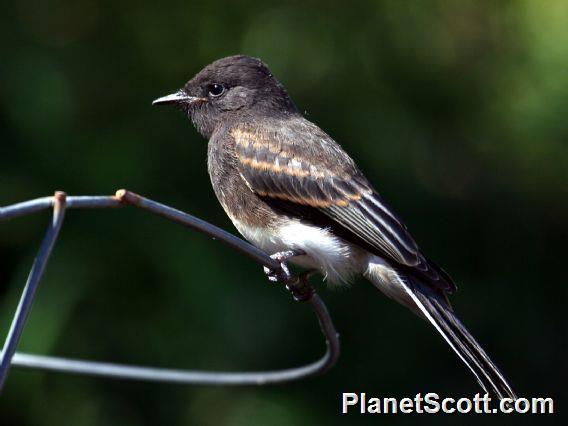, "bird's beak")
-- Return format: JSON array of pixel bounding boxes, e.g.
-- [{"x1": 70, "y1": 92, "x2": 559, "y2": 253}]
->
[{"x1": 152, "y1": 90, "x2": 206, "y2": 106}]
